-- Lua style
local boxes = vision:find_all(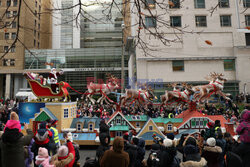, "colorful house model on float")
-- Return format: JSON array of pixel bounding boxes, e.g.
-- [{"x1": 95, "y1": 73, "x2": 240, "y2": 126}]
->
[
  {"x1": 175, "y1": 109, "x2": 229, "y2": 138},
  {"x1": 28, "y1": 102, "x2": 235, "y2": 145}
]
